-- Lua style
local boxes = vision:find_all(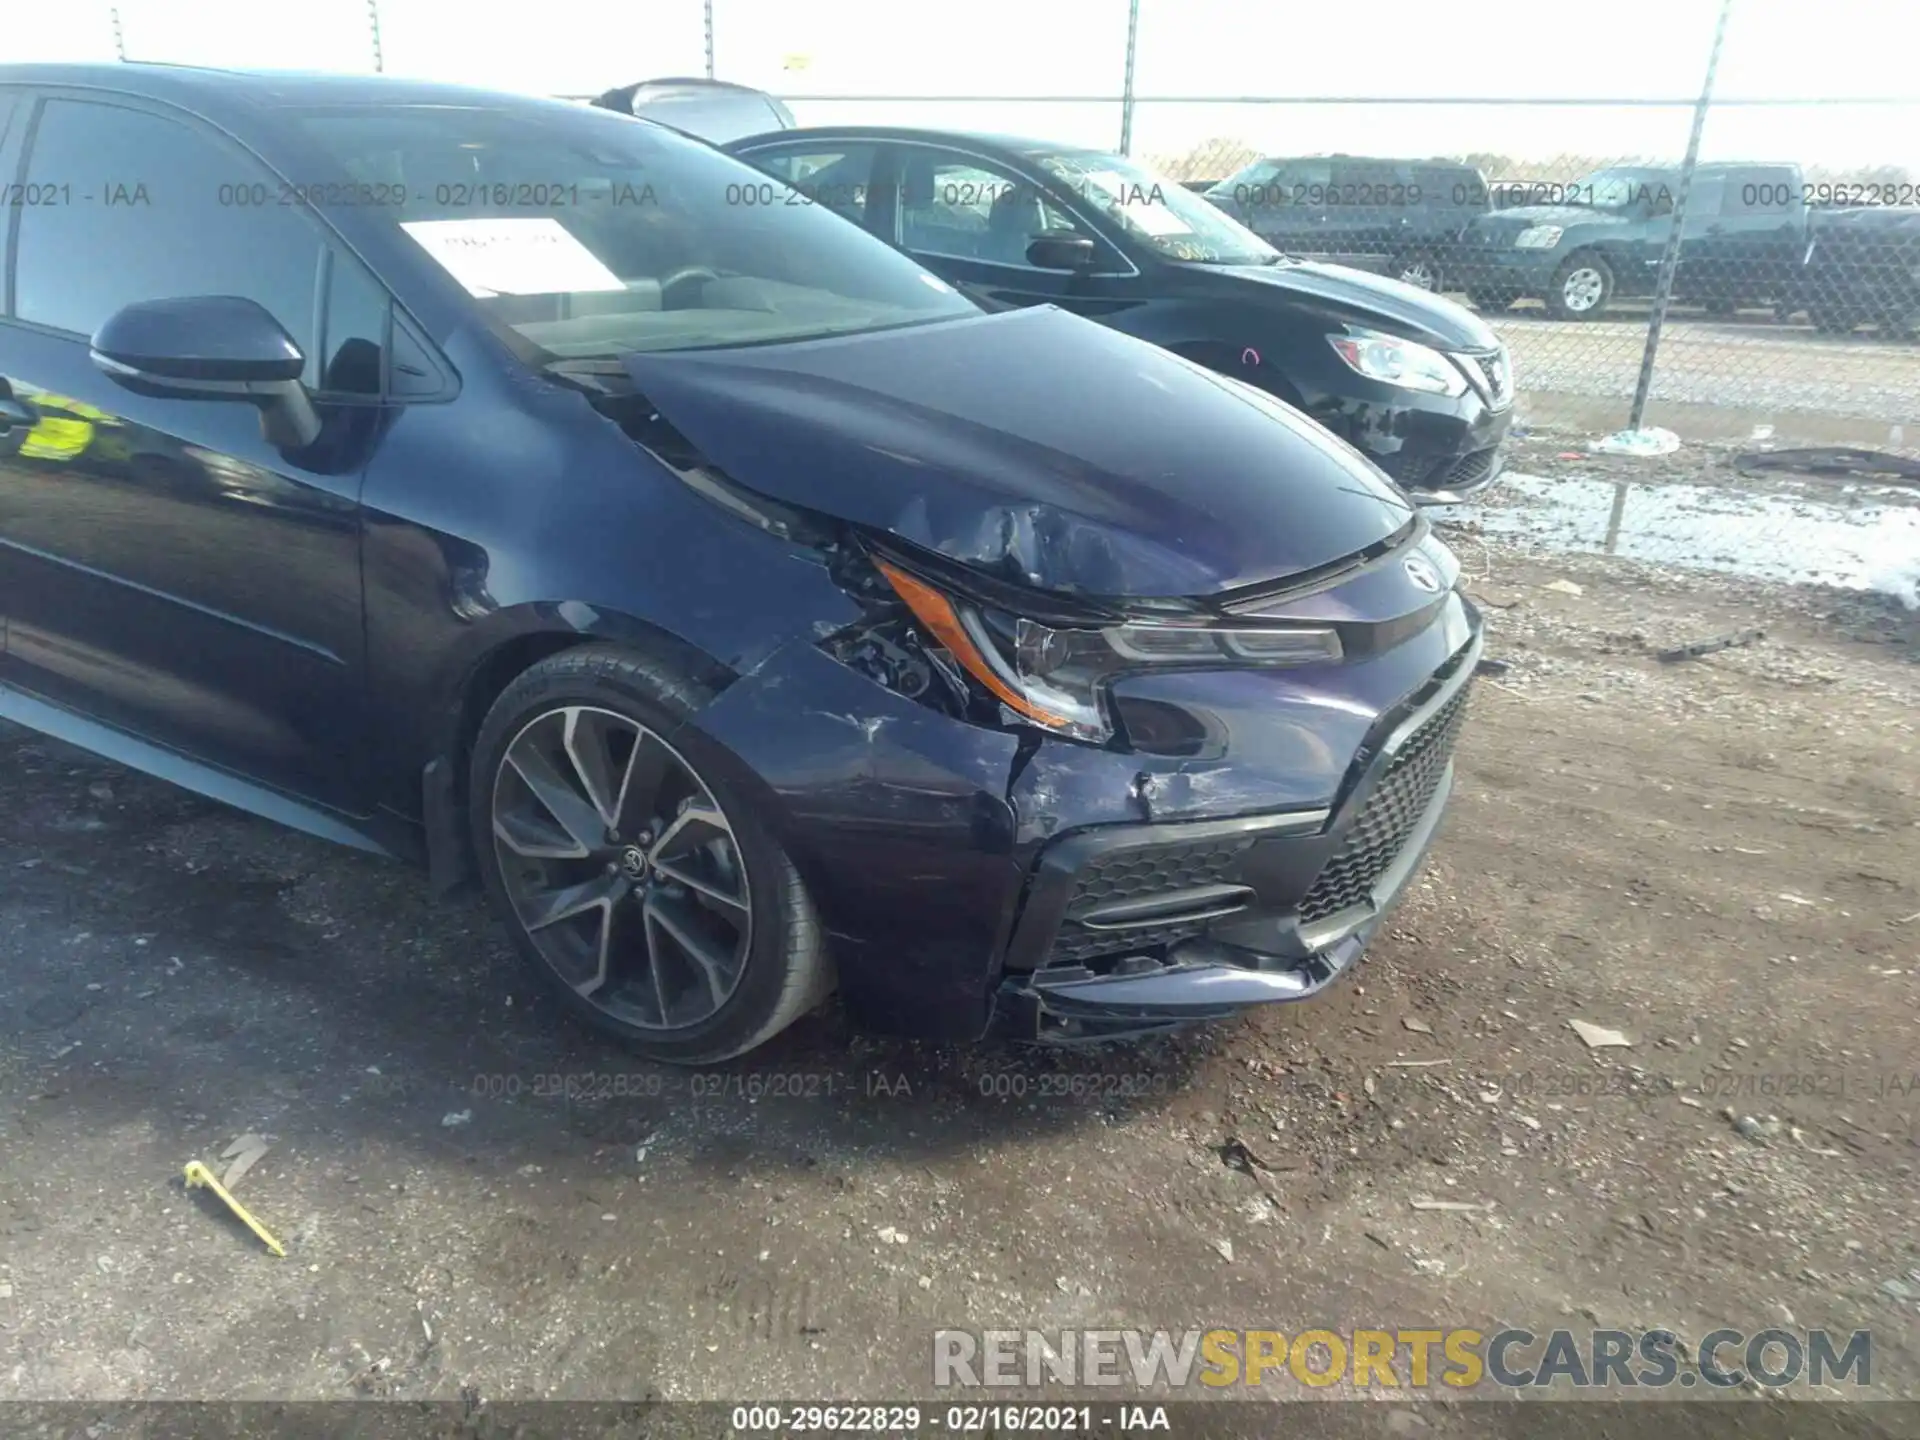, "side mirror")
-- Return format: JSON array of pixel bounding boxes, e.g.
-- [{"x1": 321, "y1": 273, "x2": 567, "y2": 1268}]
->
[
  {"x1": 90, "y1": 295, "x2": 322, "y2": 450},
  {"x1": 1026, "y1": 233, "x2": 1098, "y2": 271}
]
